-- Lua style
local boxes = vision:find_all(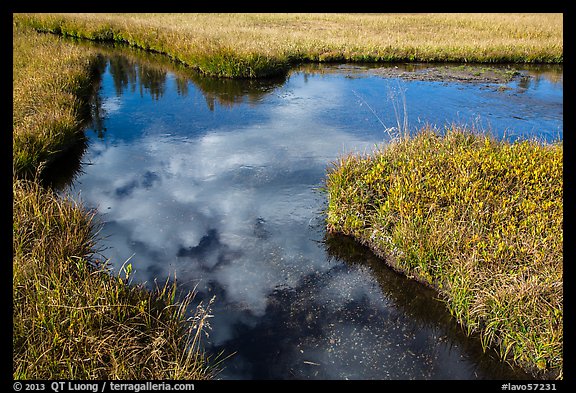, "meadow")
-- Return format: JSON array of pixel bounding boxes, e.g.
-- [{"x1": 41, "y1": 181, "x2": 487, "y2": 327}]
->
[
  {"x1": 14, "y1": 13, "x2": 563, "y2": 78},
  {"x1": 12, "y1": 13, "x2": 563, "y2": 379}
]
